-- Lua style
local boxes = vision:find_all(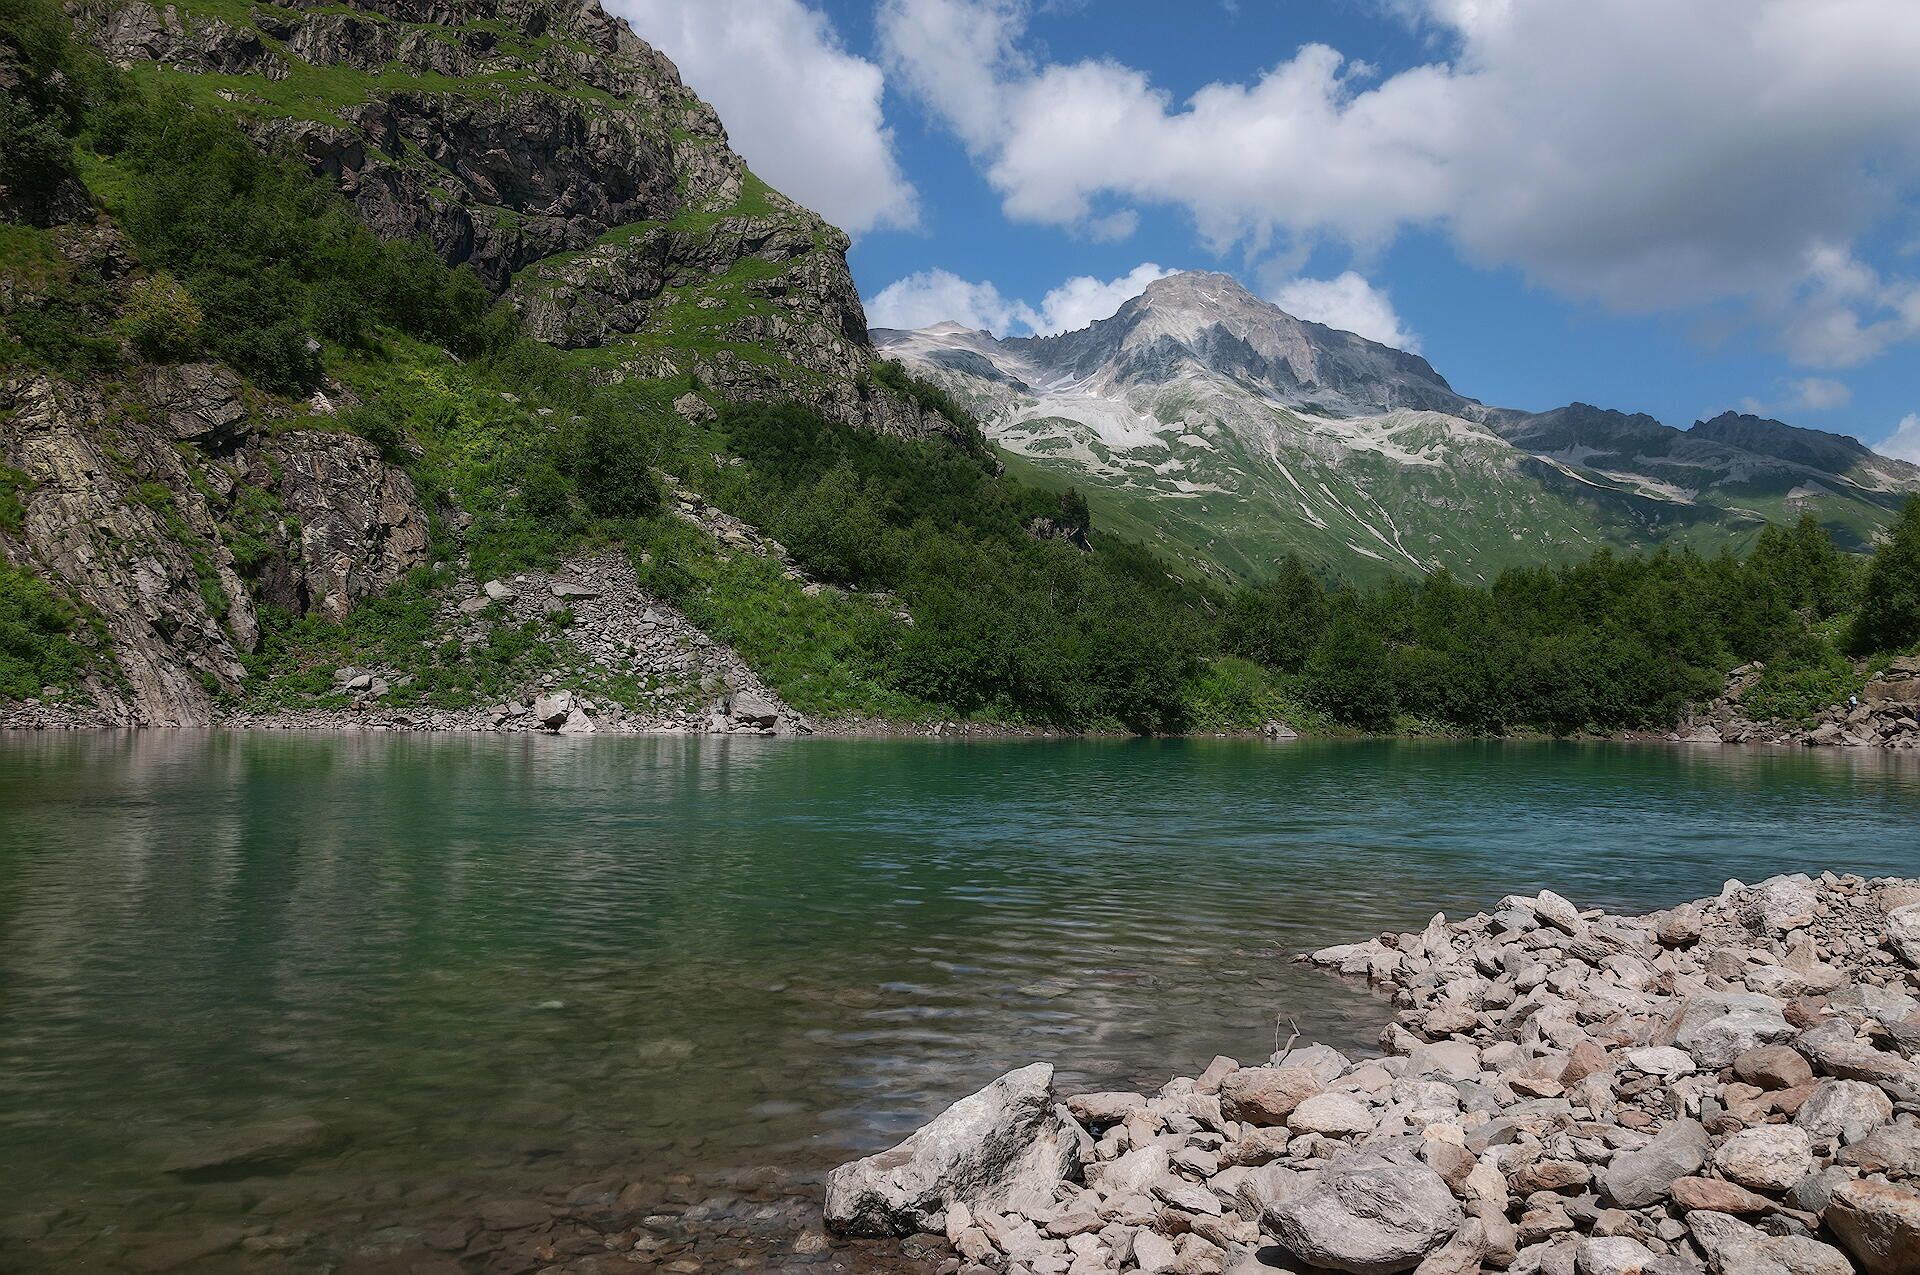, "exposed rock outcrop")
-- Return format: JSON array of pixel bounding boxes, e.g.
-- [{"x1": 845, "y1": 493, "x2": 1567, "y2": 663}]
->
[
  {"x1": 0, "y1": 219, "x2": 430, "y2": 724},
  {"x1": 1683, "y1": 658, "x2": 1920, "y2": 750}
]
